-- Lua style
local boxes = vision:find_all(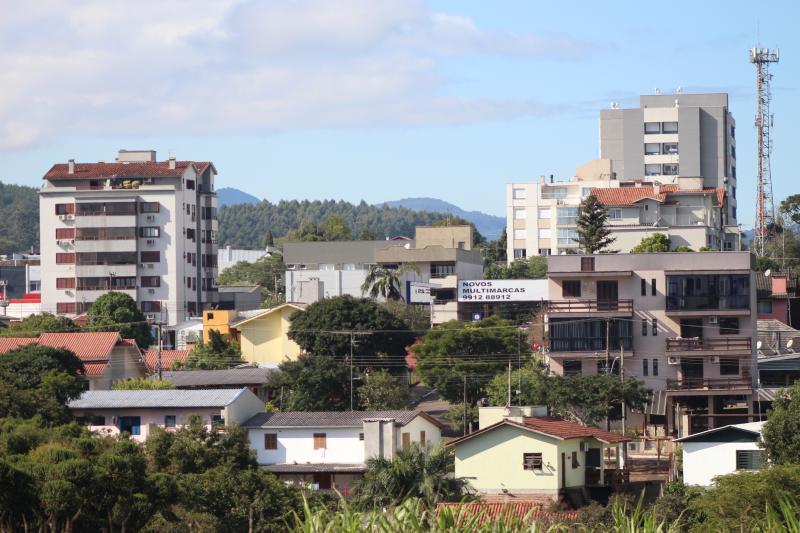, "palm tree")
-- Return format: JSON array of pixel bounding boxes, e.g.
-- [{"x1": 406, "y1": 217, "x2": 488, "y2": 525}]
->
[
  {"x1": 350, "y1": 443, "x2": 471, "y2": 509},
  {"x1": 361, "y1": 264, "x2": 419, "y2": 301}
]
